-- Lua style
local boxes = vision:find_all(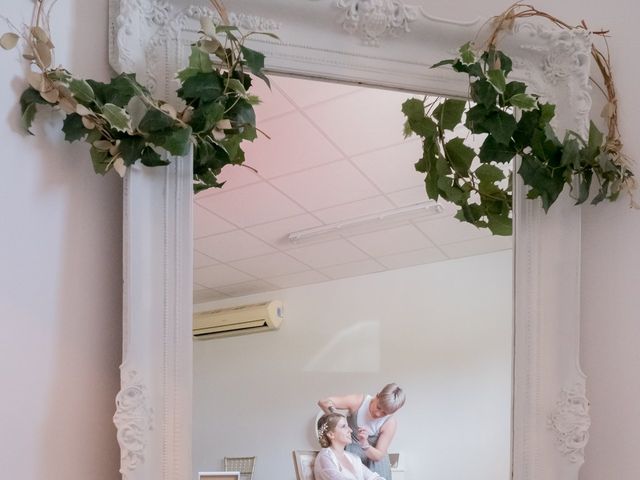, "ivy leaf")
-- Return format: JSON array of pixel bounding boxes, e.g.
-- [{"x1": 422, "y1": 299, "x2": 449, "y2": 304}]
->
[
  {"x1": 189, "y1": 101, "x2": 225, "y2": 133},
  {"x1": 482, "y1": 110, "x2": 517, "y2": 145},
  {"x1": 575, "y1": 170, "x2": 593, "y2": 205},
  {"x1": 178, "y1": 71, "x2": 224, "y2": 103},
  {"x1": 433, "y1": 99, "x2": 466, "y2": 131},
  {"x1": 586, "y1": 121, "x2": 604, "y2": 159},
  {"x1": 69, "y1": 79, "x2": 95, "y2": 103},
  {"x1": 90, "y1": 146, "x2": 112, "y2": 175},
  {"x1": 486, "y1": 213, "x2": 512, "y2": 236},
  {"x1": 402, "y1": 98, "x2": 437, "y2": 138},
  {"x1": 101, "y1": 103, "x2": 131, "y2": 132},
  {"x1": 148, "y1": 125, "x2": 193, "y2": 156},
  {"x1": 431, "y1": 58, "x2": 455, "y2": 69},
  {"x1": 504, "y1": 81, "x2": 526, "y2": 100},
  {"x1": 470, "y1": 79, "x2": 497, "y2": 108},
  {"x1": 444, "y1": 138, "x2": 475, "y2": 176},
  {"x1": 140, "y1": 147, "x2": 170, "y2": 167},
  {"x1": 138, "y1": 108, "x2": 176, "y2": 133},
  {"x1": 476, "y1": 164, "x2": 505, "y2": 184},
  {"x1": 479, "y1": 135, "x2": 516, "y2": 163},
  {"x1": 508, "y1": 93, "x2": 537, "y2": 111},
  {"x1": 88, "y1": 73, "x2": 143, "y2": 108},
  {"x1": 187, "y1": 45, "x2": 213, "y2": 72},
  {"x1": 19, "y1": 87, "x2": 48, "y2": 134},
  {"x1": 227, "y1": 98, "x2": 256, "y2": 129},
  {"x1": 560, "y1": 136, "x2": 581, "y2": 168},
  {"x1": 240, "y1": 45, "x2": 270, "y2": 87},
  {"x1": 487, "y1": 69, "x2": 506, "y2": 94},
  {"x1": 458, "y1": 42, "x2": 476, "y2": 65},
  {"x1": 465, "y1": 104, "x2": 491, "y2": 134},
  {"x1": 62, "y1": 113, "x2": 90, "y2": 142},
  {"x1": 518, "y1": 155, "x2": 565, "y2": 211},
  {"x1": 119, "y1": 136, "x2": 146, "y2": 165}
]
